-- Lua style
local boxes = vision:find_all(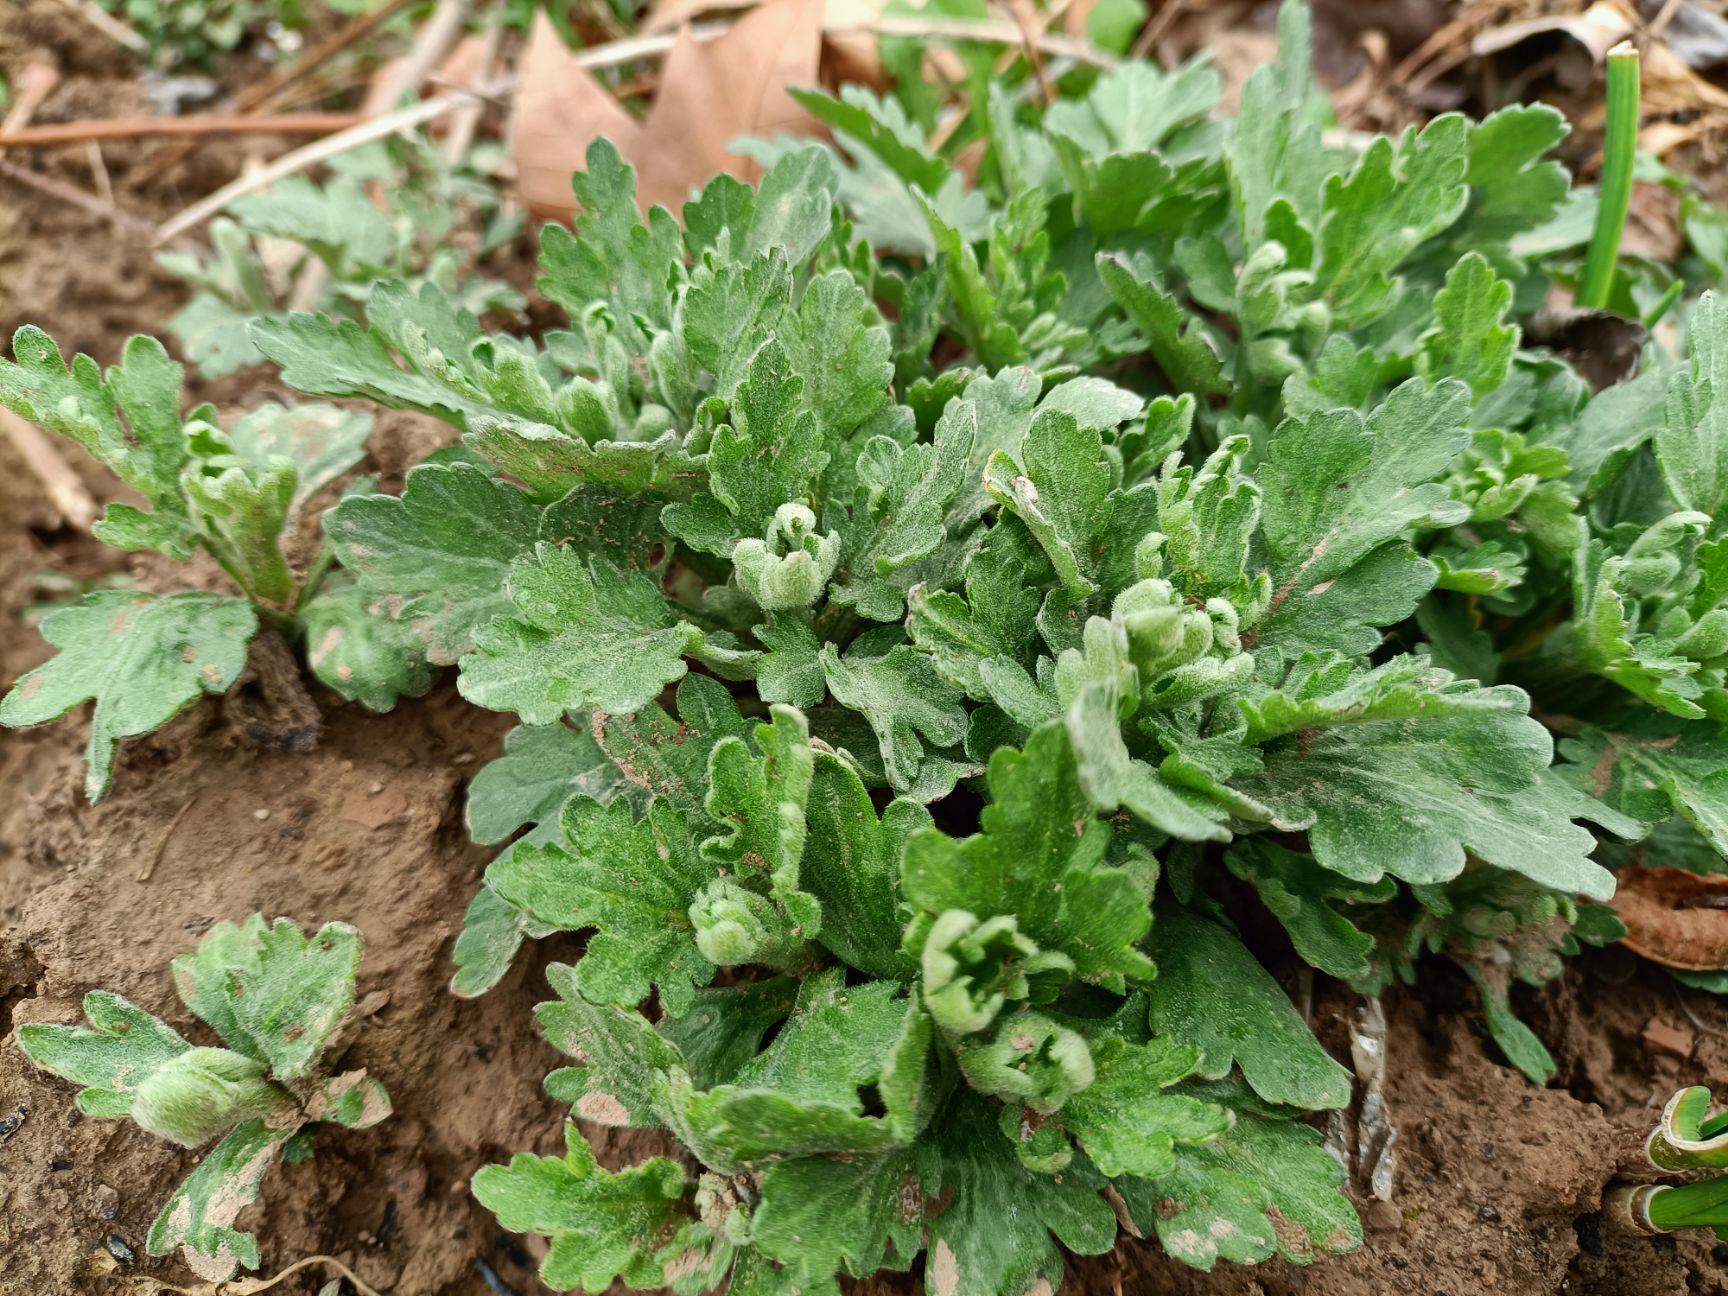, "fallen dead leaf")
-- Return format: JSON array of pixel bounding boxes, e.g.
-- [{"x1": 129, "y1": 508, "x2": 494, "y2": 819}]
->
[
  {"x1": 1471, "y1": 1, "x2": 1632, "y2": 65},
  {"x1": 1524, "y1": 305, "x2": 1649, "y2": 392},
  {"x1": 513, "y1": 0, "x2": 826, "y2": 220},
  {"x1": 644, "y1": 0, "x2": 762, "y2": 33},
  {"x1": 1613, "y1": 868, "x2": 1728, "y2": 972}
]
